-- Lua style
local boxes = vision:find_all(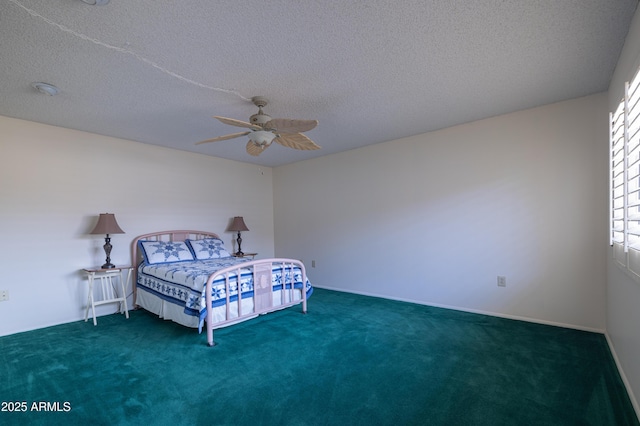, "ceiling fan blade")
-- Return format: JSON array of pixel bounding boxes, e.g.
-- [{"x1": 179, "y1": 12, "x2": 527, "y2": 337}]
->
[
  {"x1": 275, "y1": 132, "x2": 321, "y2": 151},
  {"x1": 246, "y1": 140, "x2": 268, "y2": 156},
  {"x1": 265, "y1": 118, "x2": 318, "y2": 133},
  {"x1": 214, "y1": 116, "x2": 261, "y2": 130},
  {"x1": 195, "y1": 131, "x2": 250, "y2": 145}
]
